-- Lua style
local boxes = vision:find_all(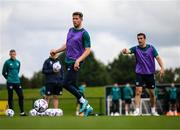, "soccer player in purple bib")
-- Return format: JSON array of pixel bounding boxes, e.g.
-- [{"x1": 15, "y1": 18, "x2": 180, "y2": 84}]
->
[
  {"x1": 122, "y1": 33, "x2": 164, "y2": 116},
  {"x1": 50, "y1": 12, "x2": 93, "y2": 116}
]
